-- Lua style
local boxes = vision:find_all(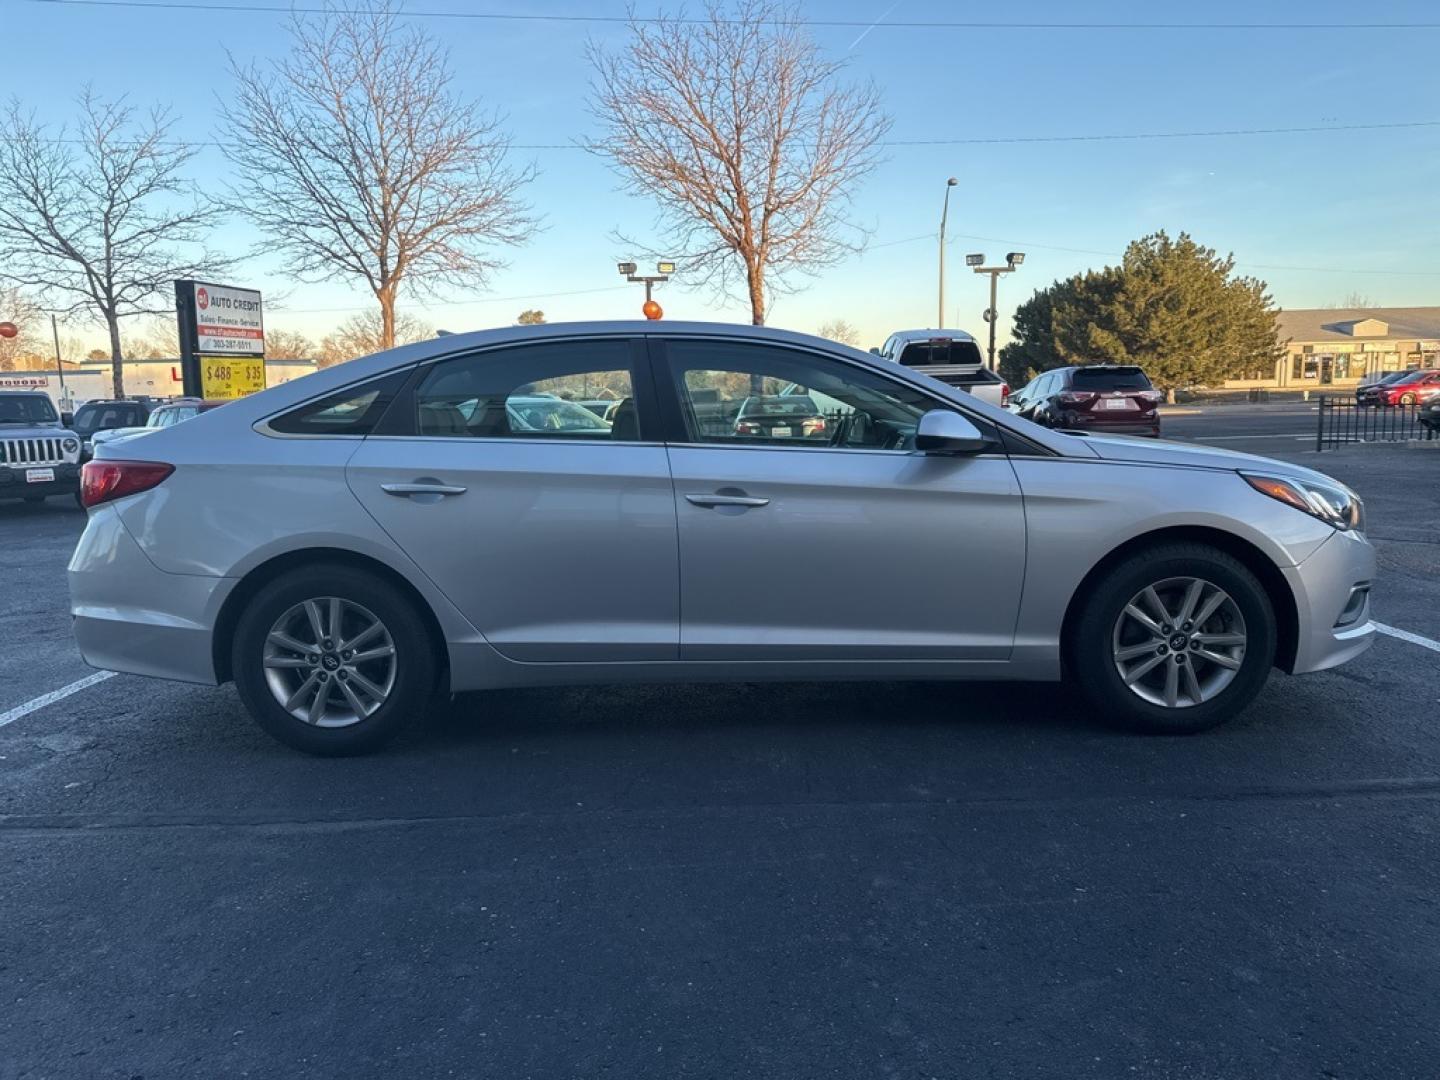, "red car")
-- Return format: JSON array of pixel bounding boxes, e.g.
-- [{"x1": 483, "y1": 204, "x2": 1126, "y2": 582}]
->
[
  {"x1": 1009, "y1": 364, "x2": 1163, "y2": 437},
  {"x1": 1367, "y1": 369, "x2": 1440, "y2": 406}
]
